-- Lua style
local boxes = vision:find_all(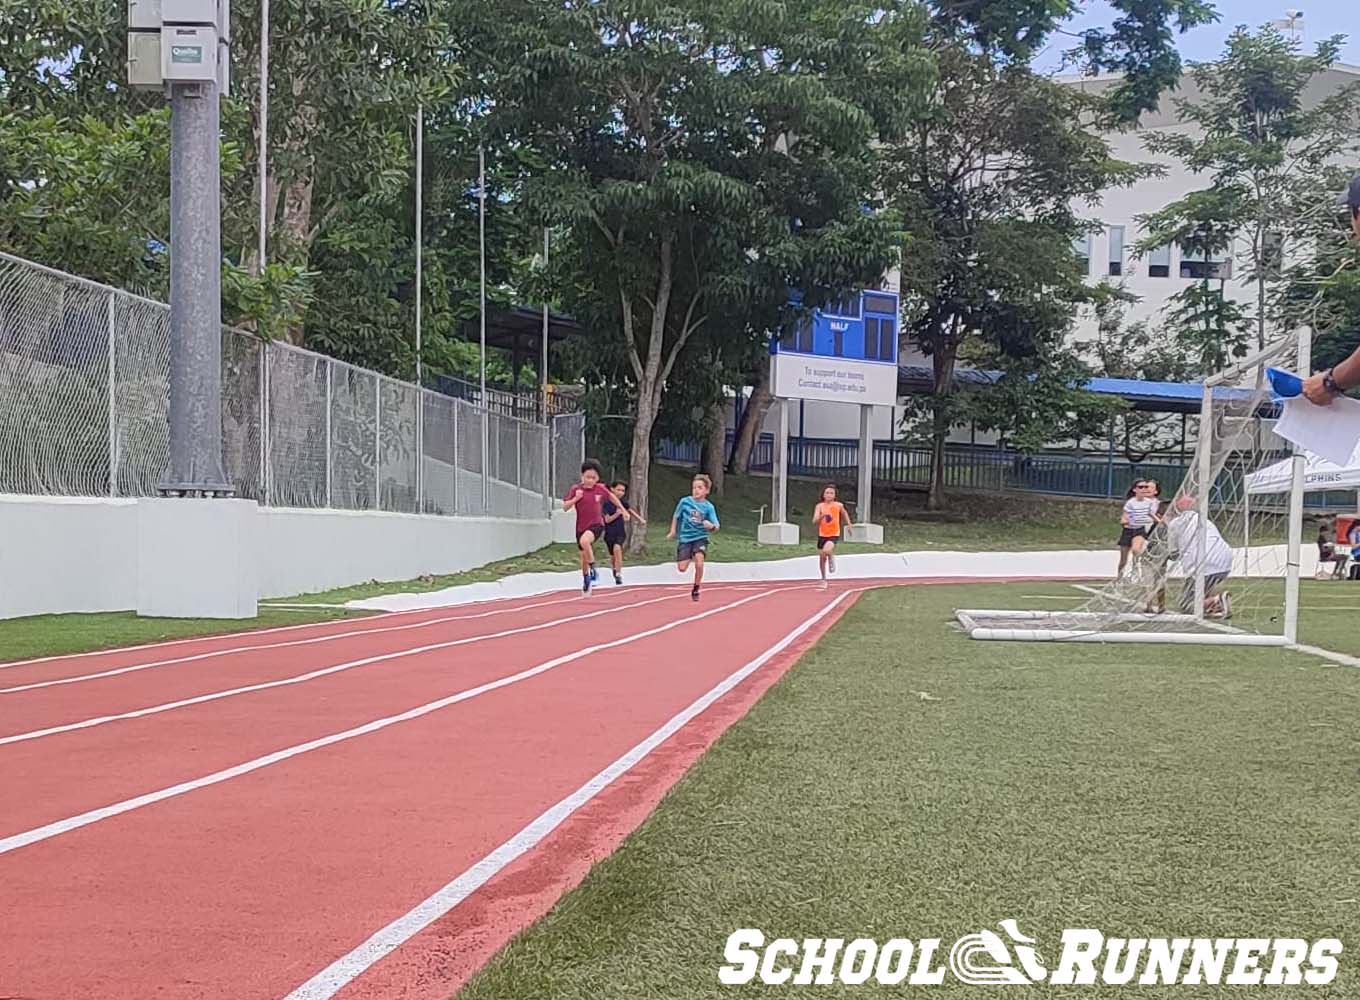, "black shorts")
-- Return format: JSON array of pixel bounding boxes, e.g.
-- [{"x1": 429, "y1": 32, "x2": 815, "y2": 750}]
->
[
  {"x1": 817, "y1": 535, "x2": 840, "y2": 550},
  {"x1": 1118, "y1": 526, "x2": 1150, "y2": 548},
  {"x1": 676, "y1": 539, "x2": 709, "y2": 562},
  {"x1": 603, "y1": 531, "x2": 626, "y2": 550},
  {"x1": 576, "y1": 524, "x2": 604, "y2": 544}
]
